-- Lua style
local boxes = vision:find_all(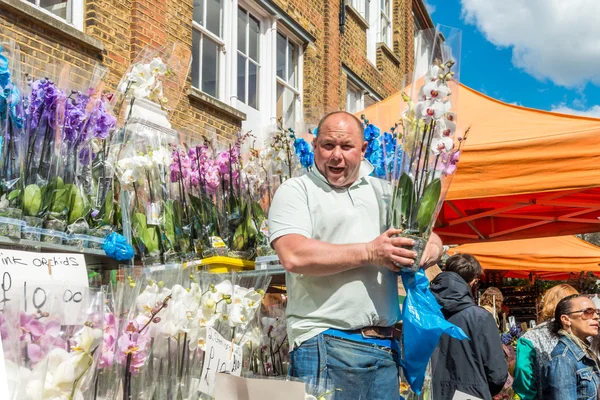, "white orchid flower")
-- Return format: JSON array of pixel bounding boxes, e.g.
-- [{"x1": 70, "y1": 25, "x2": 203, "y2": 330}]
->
[
  {"x1": 151, "y1": 147, "x2": 172, "y2": 165},
  {"x1": 149, "y1": 58, "x2": 168, "y2": 76},
  {"x1": 426, "y1": 65, "x2": 443, "y2": 82},
  {"x1": 421, "y1": 80, "x2": 450, "y2": 100},
  {"x1": 435, "y1": 118, "x2": 456, "y2": 138},
  {"x1": 148, "y1": 80, "x2": 164, "y2": 102},
  {"x1": 71, "y1": 326, "x2": 103, "y2": 354},
  {"x1": 417, "y1": 99, "x2": 451, "y2": 122},
  {"x1": 431, "y1": 136, "x2": 455, "y2": 155},
  {"x1": 126, "y1": 63, "x2": 152, "y2": 83},
  {"x1": 136, "y1": 282, "x2": 171, "y2": 314}
]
